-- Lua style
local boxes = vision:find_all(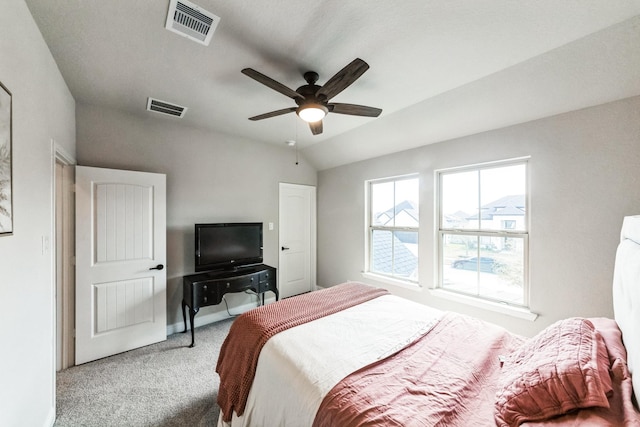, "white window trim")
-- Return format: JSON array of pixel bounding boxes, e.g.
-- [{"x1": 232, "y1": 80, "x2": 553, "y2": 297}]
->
[
  {"x1": 361, "y1": 271, "x2": 422, "y2": 290},
  {"x1": 434, "y1": 157, "x2": 531, "y2": 309},
  {"x1": 429, "y1": 288, "x2": 538, "y2": 321},
  {"x1": 364, "y1": 173, "x2": 419, "y2": 285}
]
